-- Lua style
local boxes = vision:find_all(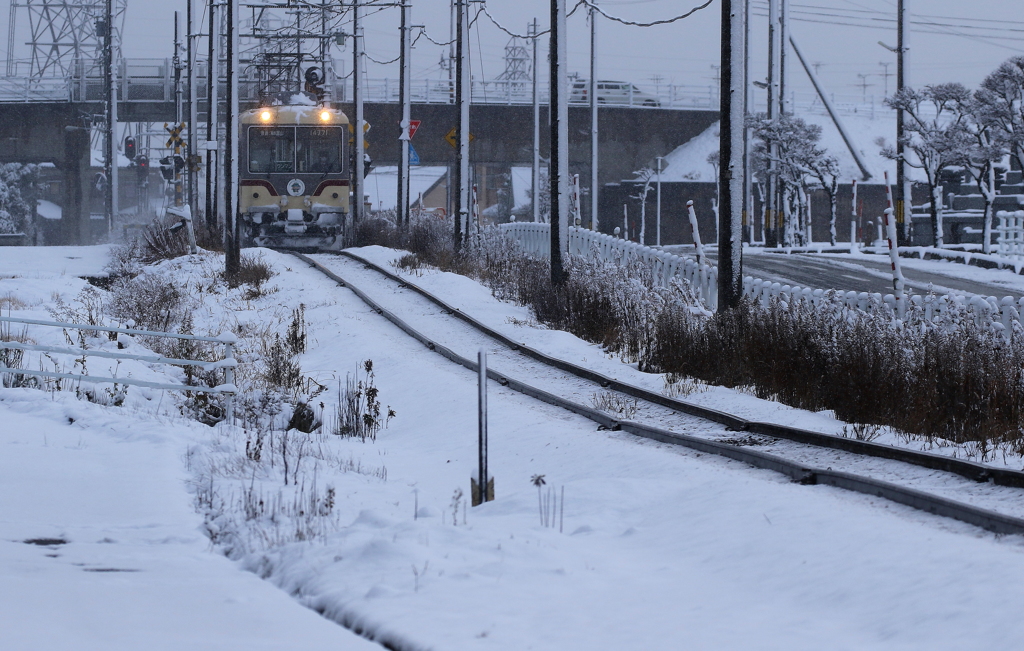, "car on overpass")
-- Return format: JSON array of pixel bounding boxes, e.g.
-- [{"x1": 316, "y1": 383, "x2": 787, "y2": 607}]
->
[{"x1": 570, "y1": 80, "x2": 661, "y2": 107}]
